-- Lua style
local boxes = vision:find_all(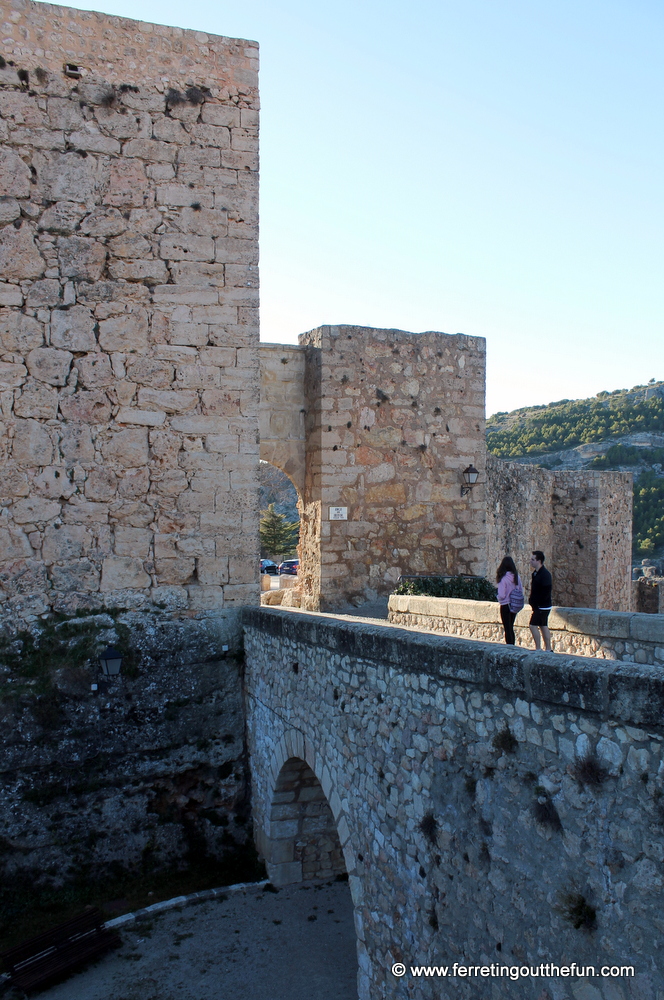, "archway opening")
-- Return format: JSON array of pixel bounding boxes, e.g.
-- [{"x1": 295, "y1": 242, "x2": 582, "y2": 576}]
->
[
  {"x1": 265, "y1": 757, "x2": 346, "y2": 886},
  {"x1": 259, "y1": 462, "x2": 302, "y2": 601}
]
